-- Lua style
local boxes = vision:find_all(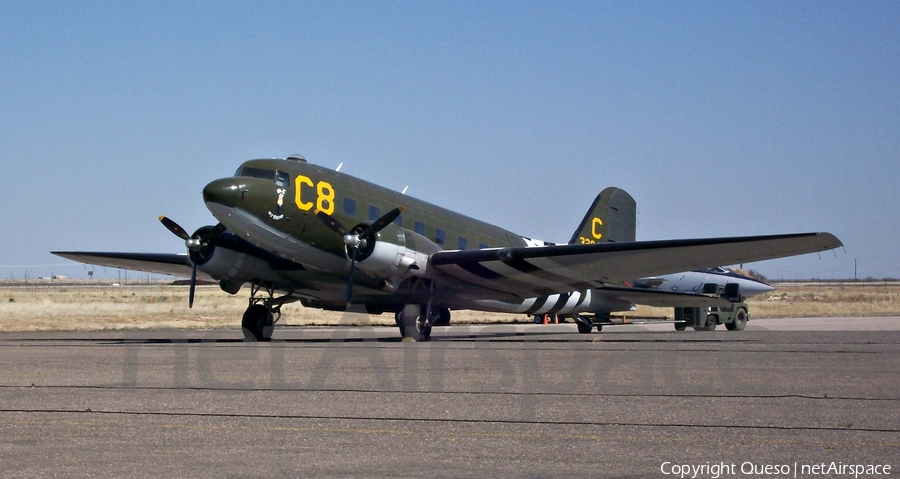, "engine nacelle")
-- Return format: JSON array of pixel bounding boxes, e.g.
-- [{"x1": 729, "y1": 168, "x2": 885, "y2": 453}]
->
[
  {"x1": 354, "y1": 224, "x2": 434, "y2": 281},
  {"x1": 193, "y1": 234, "x2": 280, "y2": 293}
]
